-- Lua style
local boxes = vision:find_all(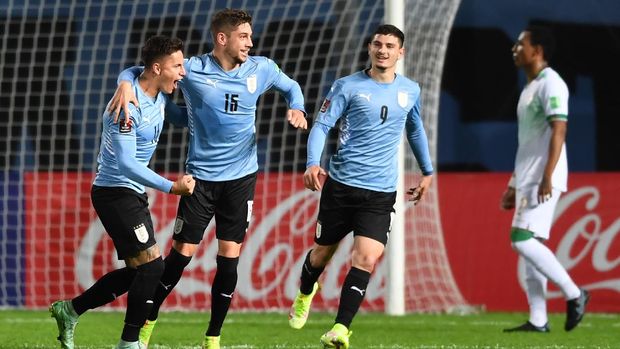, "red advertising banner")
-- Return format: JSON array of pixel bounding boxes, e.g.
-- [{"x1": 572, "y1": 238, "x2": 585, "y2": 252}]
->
[
  {"x1": 25, "y1": 172, "x2": 619, "y2": 312},
  {"x1": 440, "y1": 173, "x2": 620, "y2": 312}
]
